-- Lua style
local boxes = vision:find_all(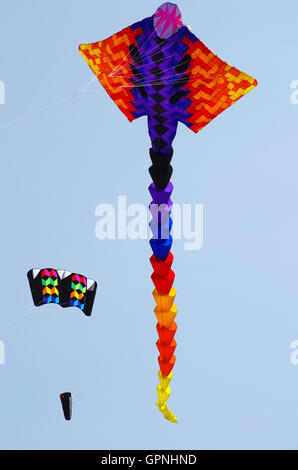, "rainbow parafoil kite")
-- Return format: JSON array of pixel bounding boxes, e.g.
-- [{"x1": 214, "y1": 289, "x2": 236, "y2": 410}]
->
[
  {"x1": 79, "y1": 2, "x2": 257, "y2": 423},
  {"x1": 28, "y1": 268, "x2": 97, "y2": 316}
]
